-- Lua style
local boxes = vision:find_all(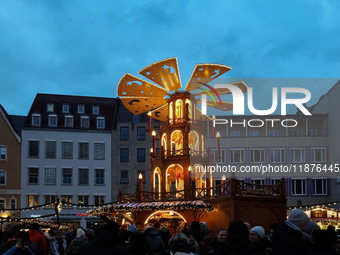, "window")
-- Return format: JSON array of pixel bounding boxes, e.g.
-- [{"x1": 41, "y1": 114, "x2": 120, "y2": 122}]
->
[
  {"x1": 0, "y1": 146, "x2": 6, "y2": 161},
  {"x1": 0, "y1": 199, "x2": 5, "y2": 209},
  {"x1": 251, "y1": 179, "x2": 265, "y2": 185},
  {"x1": 81, "y1": 116, "x2": 89, "y2": 128},
  {"x1": 28, "y1": 141, "x2": 39, "y2": 158},
  {"x1": 62, "y1": 142, "x2": 73, "y2": 159},
  {"x1": 269, "y1": 130, "x2": 279, "y2": 136},
  {"x1": 291, "y1": 179, "x2": 306, "y2": 195},
  {"x1": 78, "y1": 142, "x2": 89, "y2": 159},
  {"x1": 271, "y1": 179, "x2": 281, "y2": 185},
  {"x1": 137, "y1": 170, "x2": 146, "y2": 184},
  {"x1": 78, "y1": 169, "x2": 89, "y2": 185},
  {"x1": 94, "y1": 196, "x2": 105, "y2": 206},
  {"x1": 65, "y1": 116, "x2": 73, "y2": 127},
  {"x1": 311, "y1": 148, "x2": 326, "y2": 162},
  {"x1": 62, "y1": 168, "x2": 72, "y2": 184},
  {"x1": 288, "y1": 130, "x2": 299, "y2": 136},
  {"x1": 44, "y1": 195, "x2": 56, "y2": 207},
  {"x1": 231, "y1": 130, "x2": 240, "y2": 137},
  {"x1": 92, "y1": 106, "x2": 99, "y2": 115},
  {"x1": 32, "y1": 114, "x2": 41, "y2": 126},
  {"x1": 45, "y1": 168, "x2": 56, "y2": 185},
  {"x1": 137, "y1": 127, "x2": 146, "y2": 140},
  {"x1": 78, "y1": 105, "x2": 85, "y2": 114},
  {"x1": 61, "y1": 195, "x2": 72, "y2": 207},
  {"x1": 94, "y1": 143, "x2": 105, "y2": 159},
  {"x1": 137, "y1": 148, "x2": 146, "y2": 162},
  {"x1": 28, "y1": 168, "x2": 39, "y2": 184},
  {"x1": 312, "y1": 179, "x2": 327, "y2": 195},
  {"x1": 250, "y1": 149, "x2": 265, "y2": 163},
  {"x1": 27, "y1": 195, "x2": 39, "y2": 207},
  {"x1": 211, "y1": 149, "x2": 226, "y2": 164},
  {"x1": 290, "y1": 148, "x2": 305, "y2": 163},
  {"x1": 249, "y1": 130, "x2": 259, "y2": 137},
  {"x1": 48, "y1": 115, "x2": 57, "y2": 127},
  {"x1": 0, "y1": 172, "x2": 6, "y2": 185},
  {"x1": 45, "y1": 141, "x2": 56, "y2": 158},
  {"x1": 230, "y1": 149, "x2": 244, "y2": 163},
  {"x1": 120, "y1": 127, "x2": 129, "y2": 140},
  {"x1": 120, "y1": 171, "x2": 129, "y2": 184},
  {"x1": 270, "y1": 149, "x2": 285, "y2": 163},
  {"x1": 78, "y1": 195, "x2": 89, "y2": 206},
  {"x1": 120, "y1": 148, "x2": 129, "y2": 162},
  {"x1": 97, "y1": 117, "x2": 105, "y2": 129},
  {"x1": 9, "y1": 198, "x2": 16, "y2": 210},
  {"x1": 62, "y1": 104, "x2": 69, "y2": 113},
  {"x1": 308, "y1": 129, "x2": 317, "y2": 136},
  {"x1": 47, "y1": 103, "x2": 54, "y2": 112},
  {"x1": 95, "y1": 169, "x2": 104, "y2": 185}
]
